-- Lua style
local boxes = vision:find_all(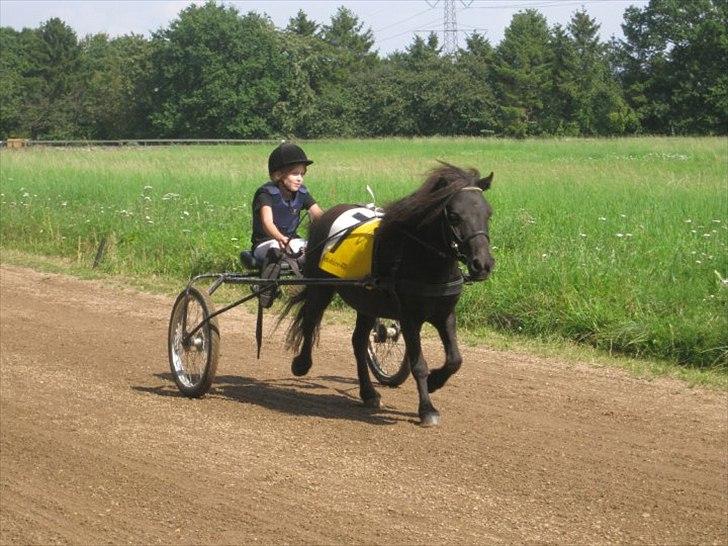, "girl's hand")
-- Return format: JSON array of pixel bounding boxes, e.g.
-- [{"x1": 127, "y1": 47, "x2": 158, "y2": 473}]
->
[{"x1": 276, "y1": 235, "x2": 290, "y2": 249}]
